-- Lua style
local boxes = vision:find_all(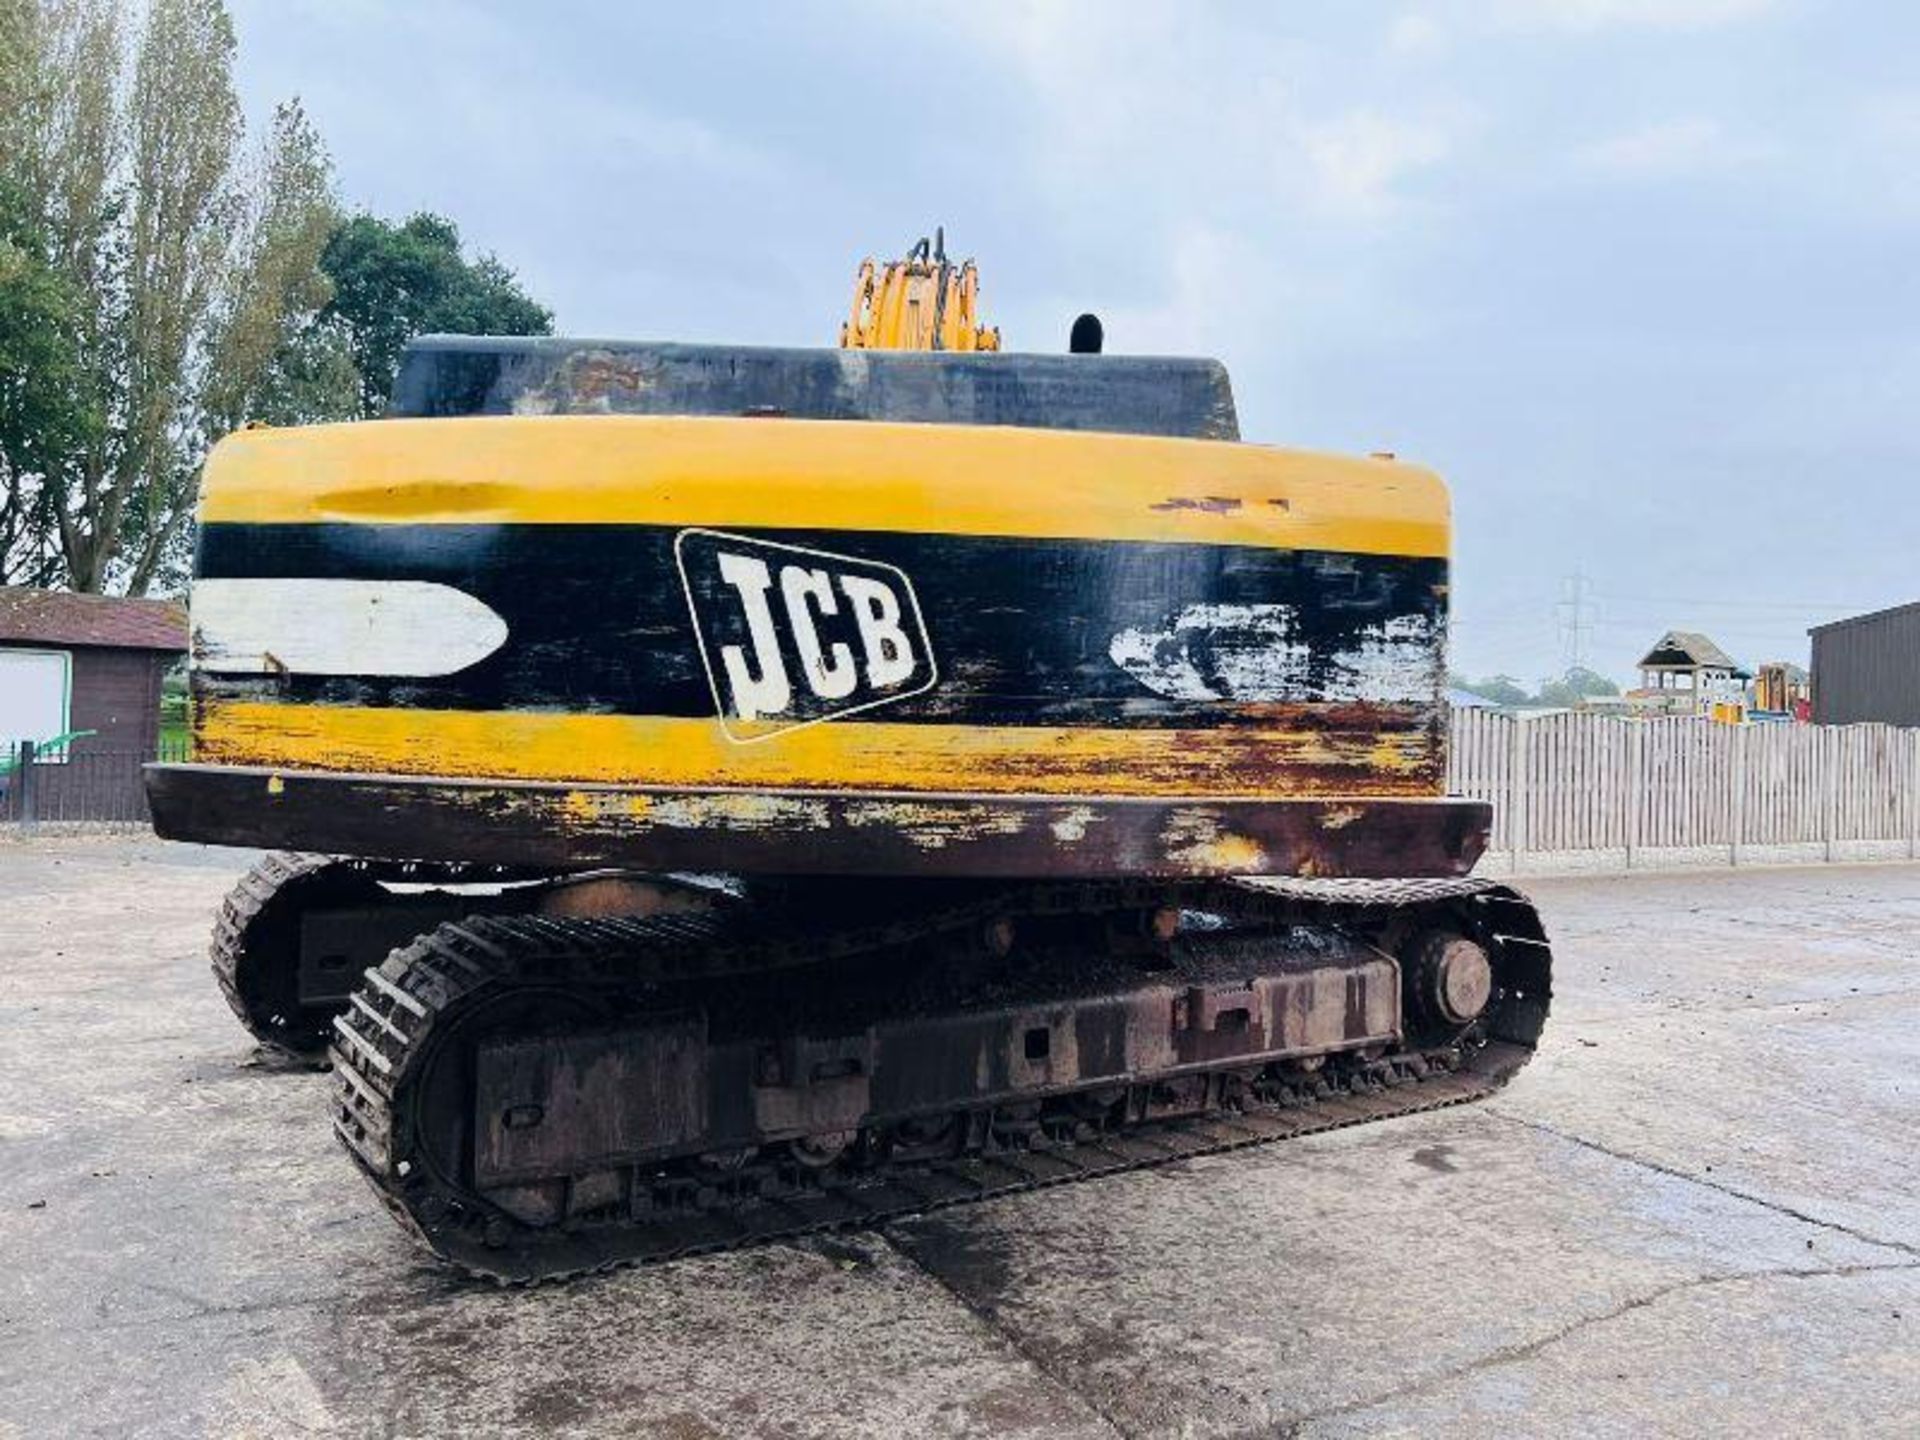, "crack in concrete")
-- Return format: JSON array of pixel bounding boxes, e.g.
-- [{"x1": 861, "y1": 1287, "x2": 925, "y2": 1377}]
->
[
  {"x1": 881, "y1": 1232, "x2": 1133, "y2": 1440},
  {"x1": 71, "y1": 1279, "x2": 351, "y2": 1334},
  {"x1": 1289, "y1": 1259, "x2": 1920, "y2": 1429},
  {"x1": 885, "y1": 1078, "x2": 1920, "y2": 1439},
  {"x1": 1488, "y1": 1109, "x2": 1920, "y2": 1260}
]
